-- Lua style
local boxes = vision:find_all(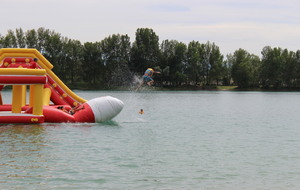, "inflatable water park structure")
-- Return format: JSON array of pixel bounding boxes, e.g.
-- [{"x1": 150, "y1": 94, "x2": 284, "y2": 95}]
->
[{"x1": 0, "y1": 48, "x2": 124, "y2": 124}]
